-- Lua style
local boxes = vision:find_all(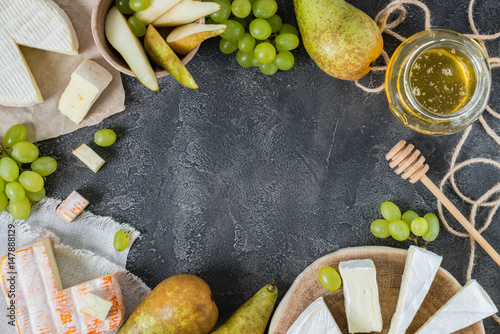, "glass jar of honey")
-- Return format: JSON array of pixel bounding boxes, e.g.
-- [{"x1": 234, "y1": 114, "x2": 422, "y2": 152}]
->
[{"x1": 385, "y1": 29, "x2": 491, "y2": 135}]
